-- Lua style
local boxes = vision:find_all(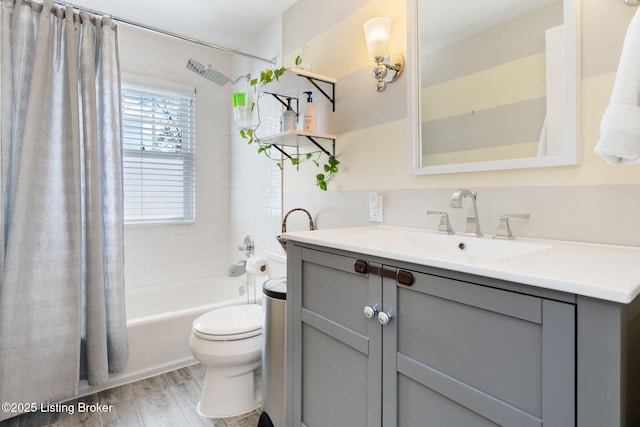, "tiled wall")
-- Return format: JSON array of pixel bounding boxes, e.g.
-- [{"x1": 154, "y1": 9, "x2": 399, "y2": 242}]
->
[
  {"x1": 119, "y1": 25, "x2": 233, "y2": 288},
  {"x1": 229, "y1": 19, "x2": 288, "y2": 268}
]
